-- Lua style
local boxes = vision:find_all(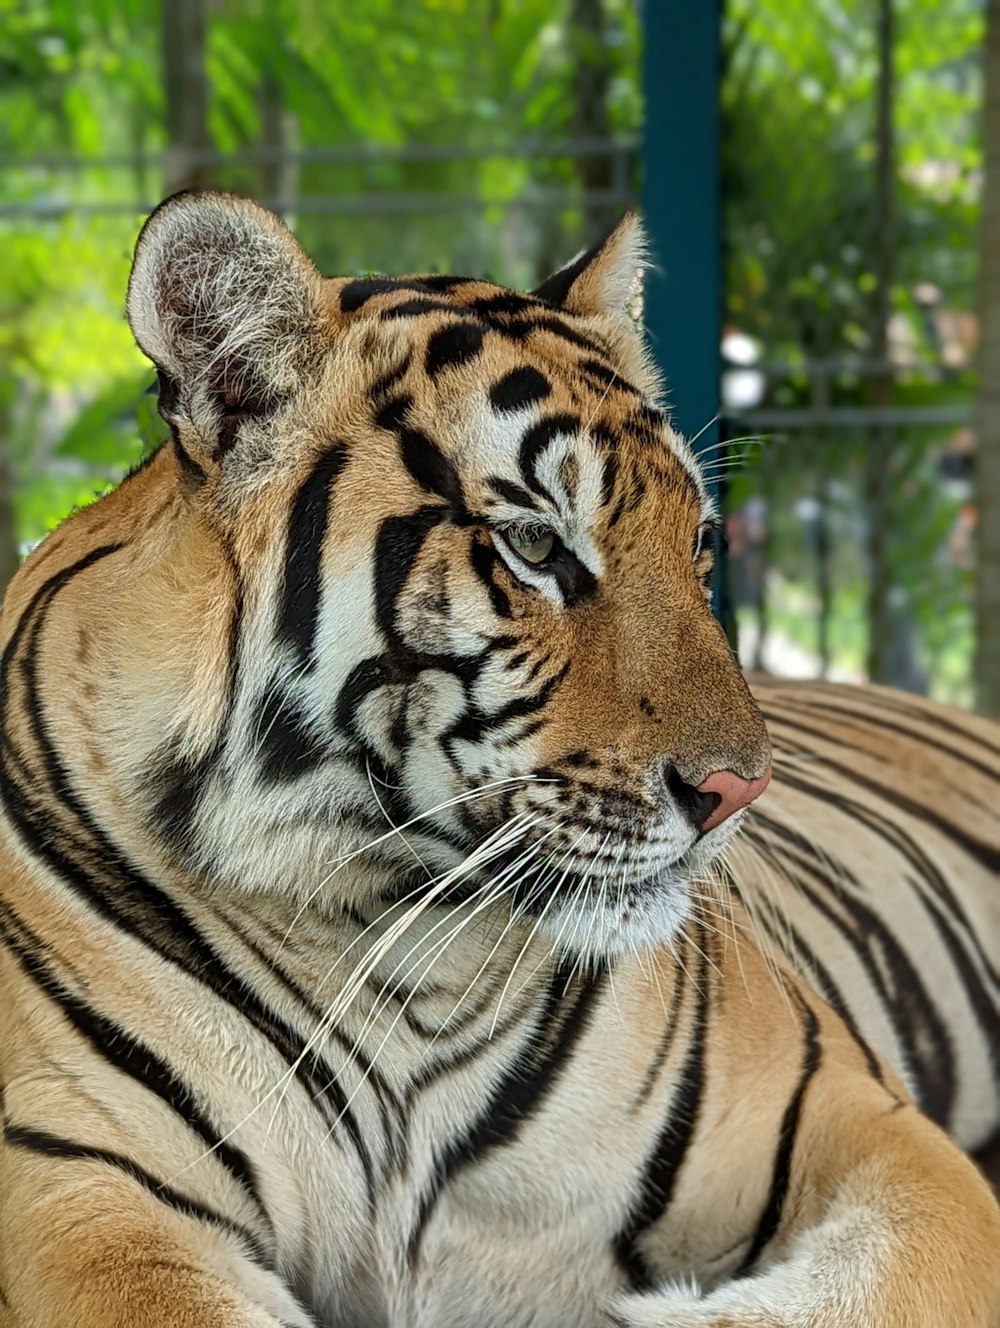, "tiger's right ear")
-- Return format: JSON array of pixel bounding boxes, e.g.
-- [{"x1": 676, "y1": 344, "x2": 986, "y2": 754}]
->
[{"x1": 126, "y1": 191, "x2": 328, "y2": 465}]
